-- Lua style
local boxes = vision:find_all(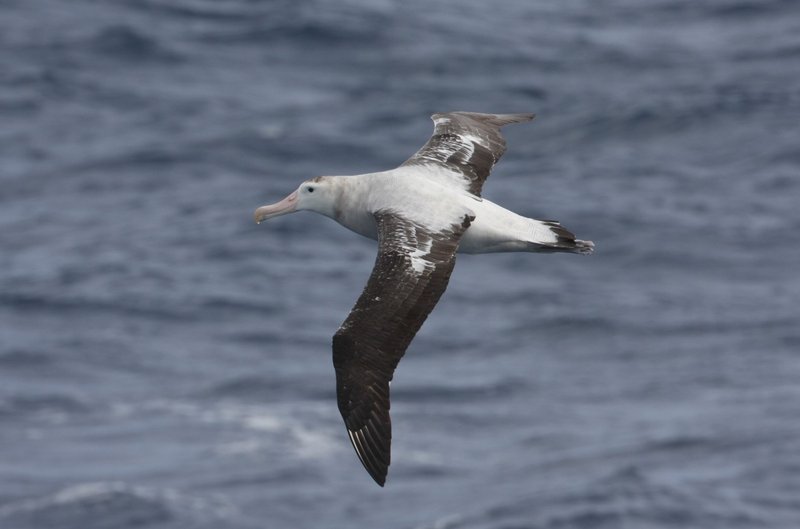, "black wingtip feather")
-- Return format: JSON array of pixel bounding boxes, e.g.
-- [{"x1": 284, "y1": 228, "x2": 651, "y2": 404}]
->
[
  {"x1": 348, "y1": 427, "x2": 389, "y2": 487},
  {"x1": 541, "y1": 220, "x2": 595, "y2": 254}
]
